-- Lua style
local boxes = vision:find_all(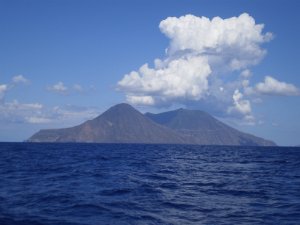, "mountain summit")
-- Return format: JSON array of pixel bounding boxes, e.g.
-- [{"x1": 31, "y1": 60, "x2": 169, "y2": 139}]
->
[
  {"x1": 28, "y1": 103, "x2": 275, "y2": 146},
  {"x1": 145, "y1": 109, "x2": 275, "y2": 146},
  {"x1": 28, "y1": 103, "x2": 185, "y2": 144}
]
